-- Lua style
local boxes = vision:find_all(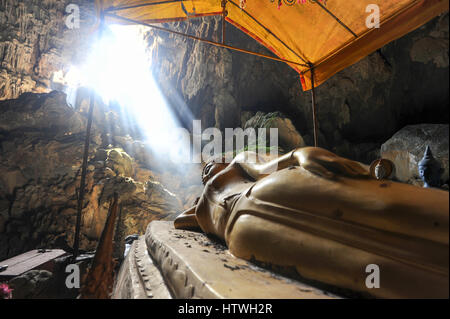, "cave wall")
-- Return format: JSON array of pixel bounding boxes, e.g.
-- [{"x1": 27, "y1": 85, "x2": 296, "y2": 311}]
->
[
  {"x1": 0, "y1": 0, "x2": 206, "y2": 260},
  {"x1": 0, "y1": 0, "x2": 94, "y2": 100},
  {"x1": 149, "y1": 13, "x2": 449, "y2": 163},
  {"x1": 0, "y1": 91, "x2": 201, "y2": 260}
]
